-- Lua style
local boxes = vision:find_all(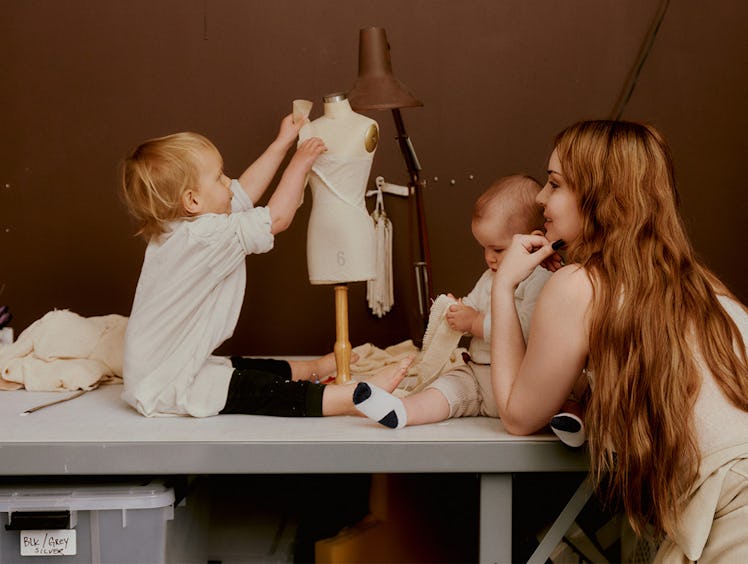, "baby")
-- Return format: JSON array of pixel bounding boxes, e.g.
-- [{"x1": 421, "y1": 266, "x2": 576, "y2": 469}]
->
[{"x1": 354, "y1": 175, "x2": 552, "y2": 428}]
